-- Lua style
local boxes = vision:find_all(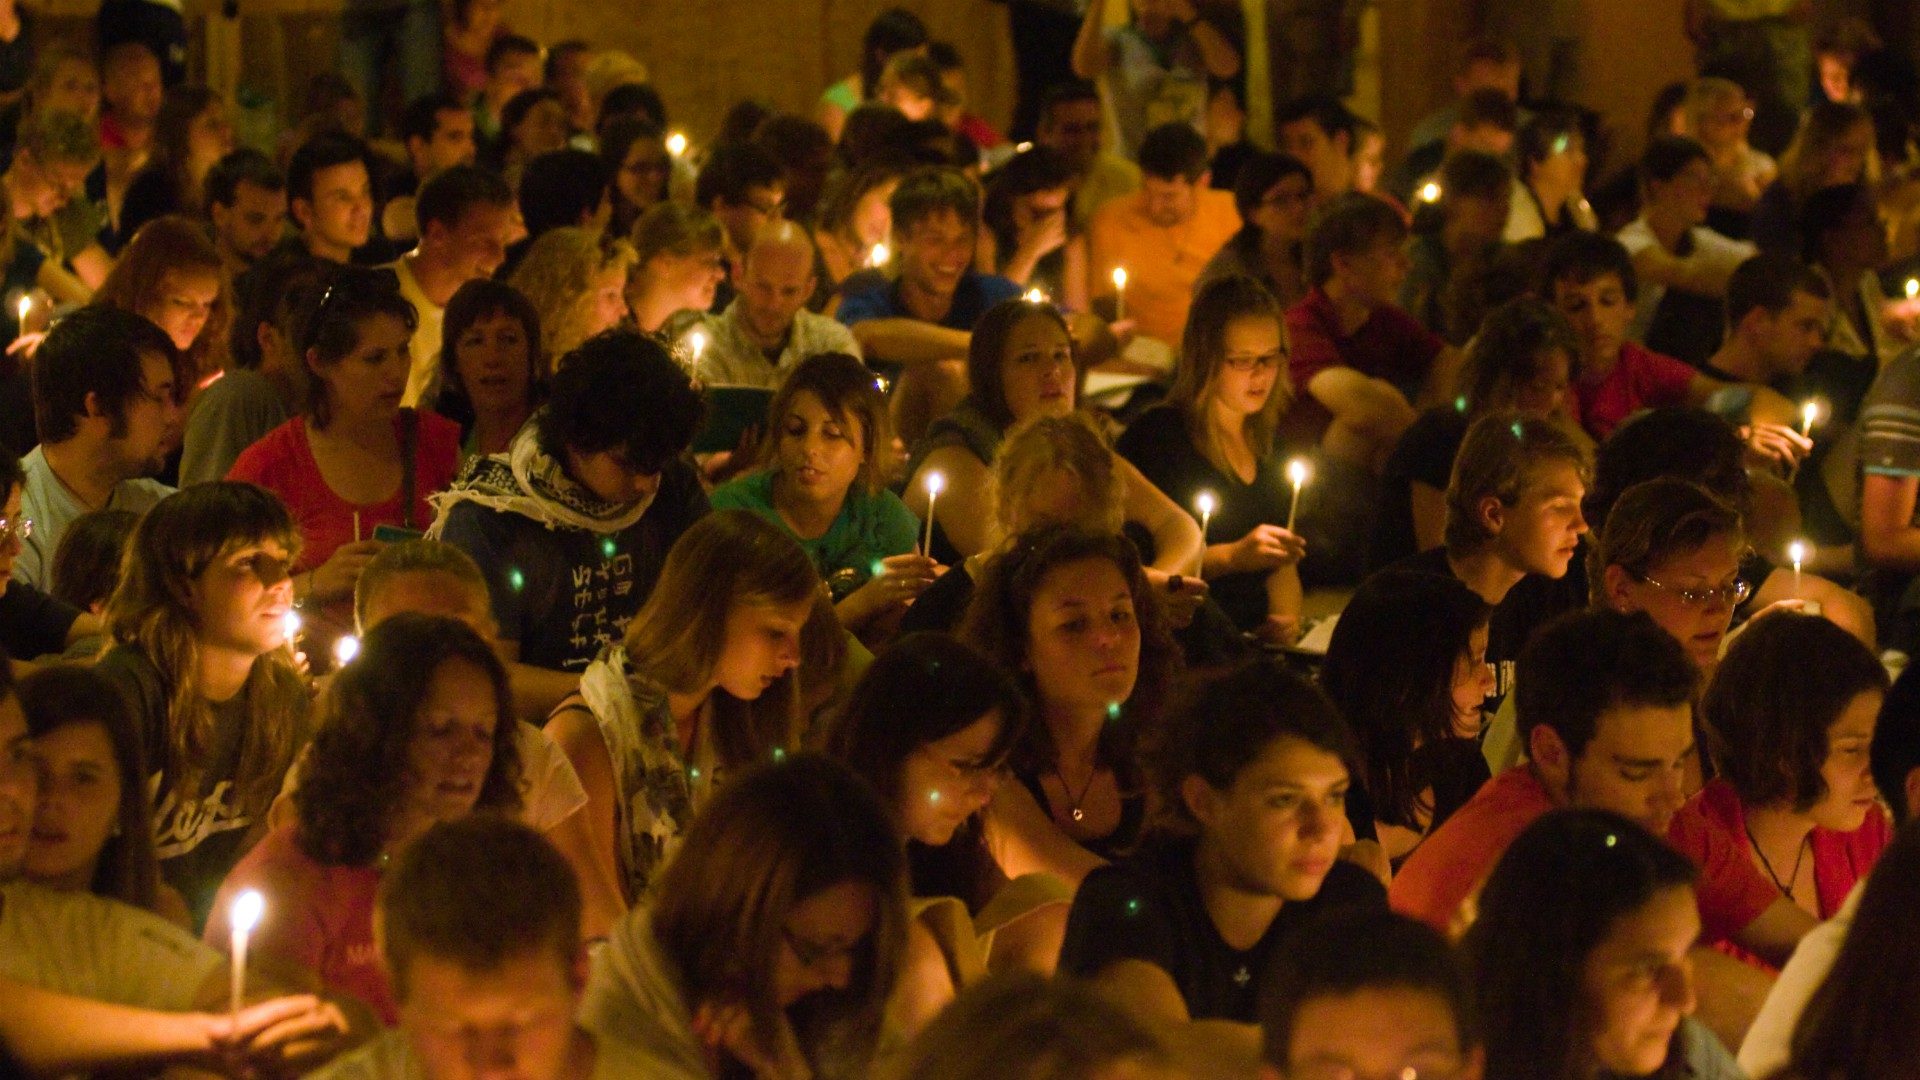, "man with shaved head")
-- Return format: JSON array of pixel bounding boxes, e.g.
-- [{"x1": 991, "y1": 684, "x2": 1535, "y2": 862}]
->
[{"x1": 674, "y1": 220, "x2": 861, "y2": 388}]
